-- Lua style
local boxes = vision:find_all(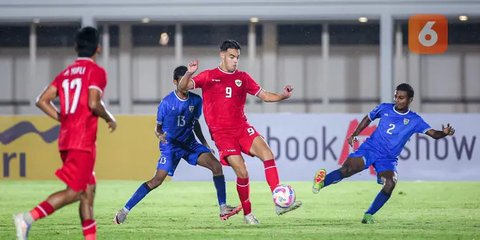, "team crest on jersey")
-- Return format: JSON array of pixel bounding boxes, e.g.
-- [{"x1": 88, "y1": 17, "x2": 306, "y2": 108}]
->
[
  {"x1": 235, "y1": 79, "x2": 242, "y2": 87},
  {"x1": 403, "y1": 118, "x2": 410, "y2": 125},
  {"x1": 189, "y1": 106, "x2": 194, "y2": 112}
]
